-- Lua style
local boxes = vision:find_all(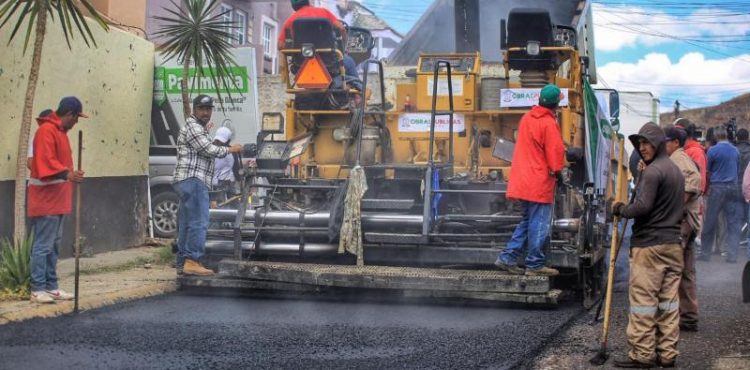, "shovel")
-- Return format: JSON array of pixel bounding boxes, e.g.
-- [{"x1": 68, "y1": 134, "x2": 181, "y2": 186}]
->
[
  {"x1": 590, "y1": 140, "x2": 628, "y2": 366},
  {"x1": 73, "y1": 131, "x2": 83, "y2": 314}
]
